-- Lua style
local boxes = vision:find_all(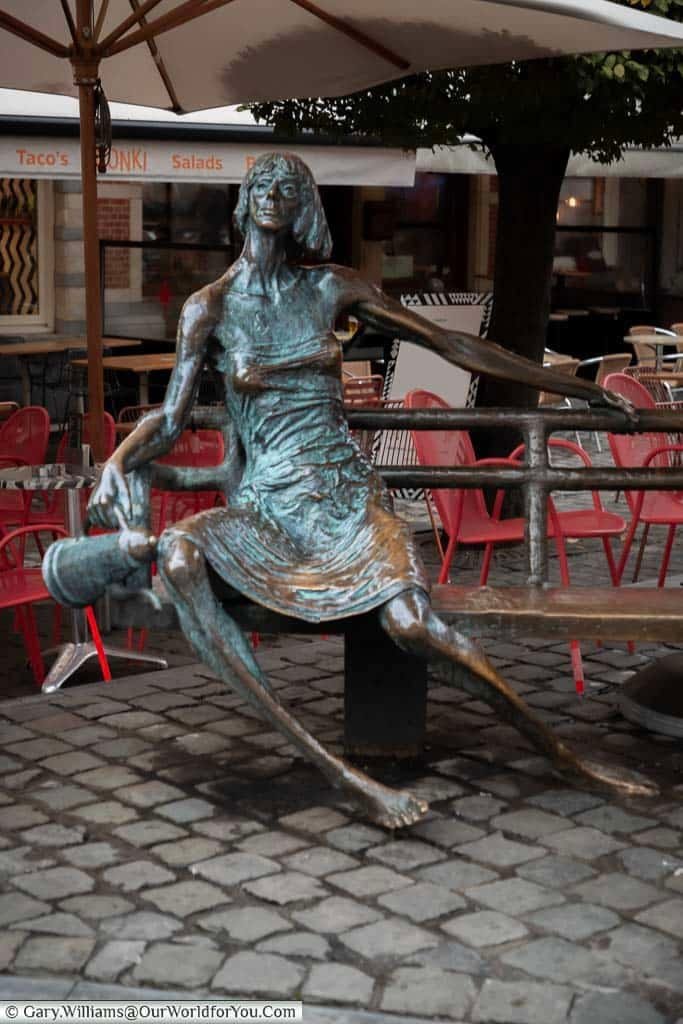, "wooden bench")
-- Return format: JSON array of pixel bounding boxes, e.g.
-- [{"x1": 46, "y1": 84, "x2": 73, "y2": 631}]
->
[{"x1": 109, "y1": 583, "x2": 683, "y2": 759}]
